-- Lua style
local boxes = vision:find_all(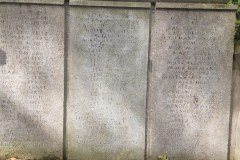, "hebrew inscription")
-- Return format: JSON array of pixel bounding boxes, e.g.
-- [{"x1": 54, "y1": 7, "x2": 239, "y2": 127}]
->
[
  {"x1": 148, "y1": 10, "x2": 235, "y2": 160},
  {"x1": 0, "y1": 4, "x2": 64, "y2": 159},
  {"x1": 67, "y1": 7, "x2": 149, "y2": 160}
]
